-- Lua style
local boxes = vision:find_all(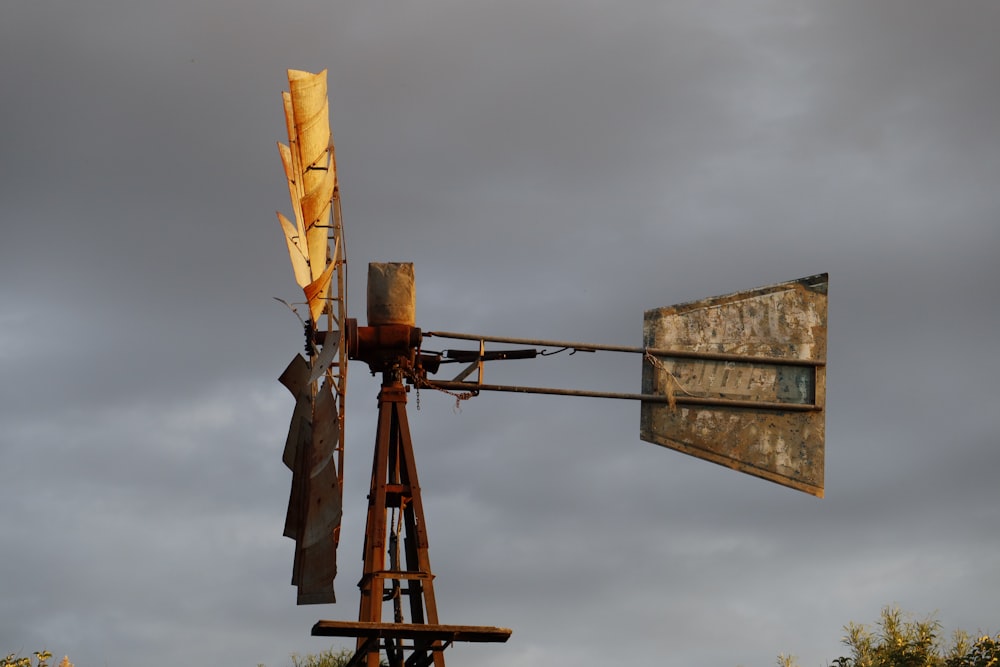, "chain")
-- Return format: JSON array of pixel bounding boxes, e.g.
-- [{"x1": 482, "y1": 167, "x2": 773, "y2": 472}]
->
[{"x1": 403, "y1": 368, "x2": 476, "y2": 412}]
